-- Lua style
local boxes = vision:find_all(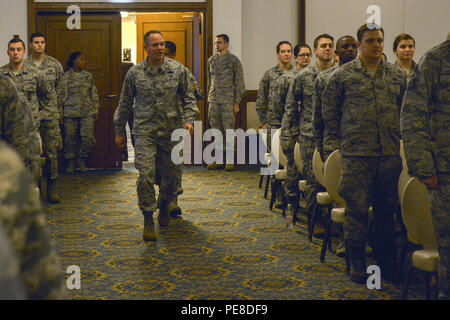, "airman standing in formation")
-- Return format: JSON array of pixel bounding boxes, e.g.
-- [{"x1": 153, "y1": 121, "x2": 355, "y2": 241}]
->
[
  {"x1": 63, "y1": 51, "x2": 100, "y2": 173},
  {"x1": 322, "y1": 24, "x2": 407, "y2": 284},
  {"x1": 282, "y1": 34, "x2": 335, "y2": 227},
  {"x1": 206, "y1": 34, "x2": 246, "y2": 171},
  {"x1": 401, "y1": 37, "x2": 450, "y2": 299},
  {"x1": 25, "y1": 32, "x2": 66, "y2": 203}
]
